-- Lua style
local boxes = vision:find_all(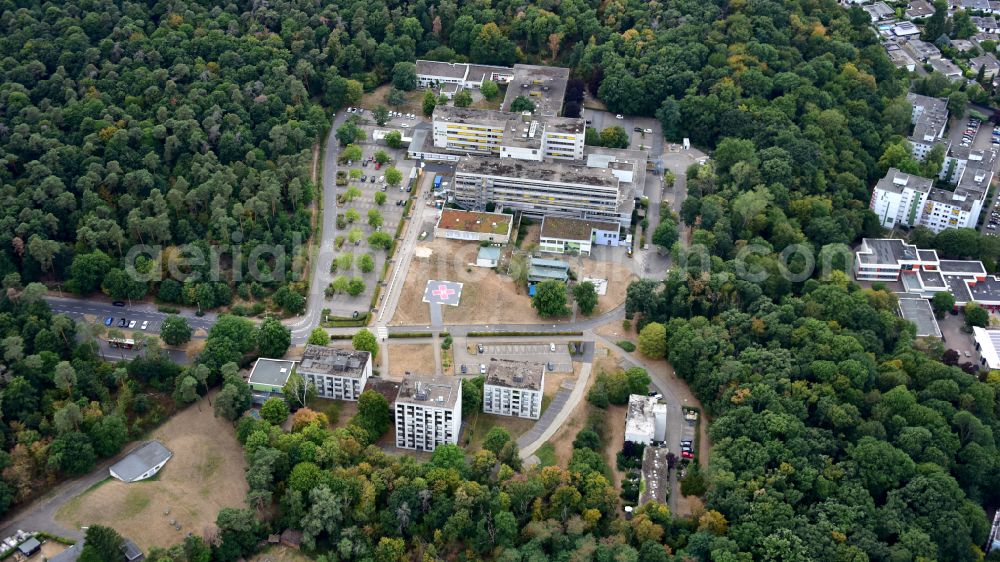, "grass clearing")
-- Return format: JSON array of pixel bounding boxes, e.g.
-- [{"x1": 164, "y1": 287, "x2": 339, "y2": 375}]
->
[
  {"x1": 462, "y1": 411, "x2": 536, "y2": 451},
  {"x1": 388, "y1": 343, "x2": 436, "y2": 377},
  {"x1": 55, "y1": 390, "x2": 248, "y2": 551},
  {"x1": 535, "y1": 443, "x2": 557, "y2": 467}
]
